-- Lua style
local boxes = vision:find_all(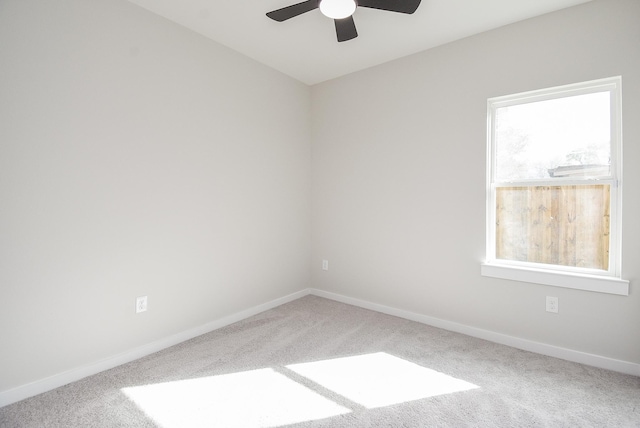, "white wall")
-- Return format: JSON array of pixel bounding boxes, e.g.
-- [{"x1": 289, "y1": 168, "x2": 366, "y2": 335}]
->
[
  {"x1": 0, "y1": 0, "x2": 310, "y2": 392},
  {"x1": 311, "y1": 0, "x2": 640, "y2": 364},
  {"x1": 2, "y1": 0, "x2": 638, "y2": 405}
]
